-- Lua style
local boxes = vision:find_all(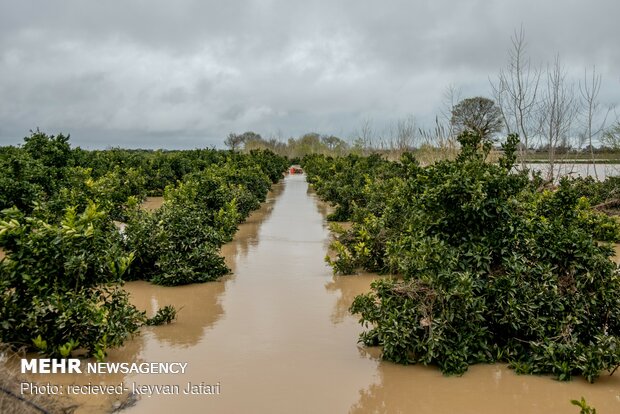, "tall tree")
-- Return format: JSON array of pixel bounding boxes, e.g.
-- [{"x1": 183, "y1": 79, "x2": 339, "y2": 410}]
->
[
  {"x1": 450, "y1": 97, "x2": 503, "y2": 139},
  {"x1": 579, "y1": 66, "x2": 613, "y2": 180},
  {"x1": 538, "y1": 55, "x2": 577, "y2": 181},
  {"x1": 321, "y1": 135, "x2": 349, "y2": 155},
  {"x1": 224, "y1": 131, "x2": 261, "y2": 151},
  {"x1": 224, "y1": 133, "x2": 244, "y2": 151},
  {"x1": 491, "y1": 27, "x2": 541, "y2": 168}
]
